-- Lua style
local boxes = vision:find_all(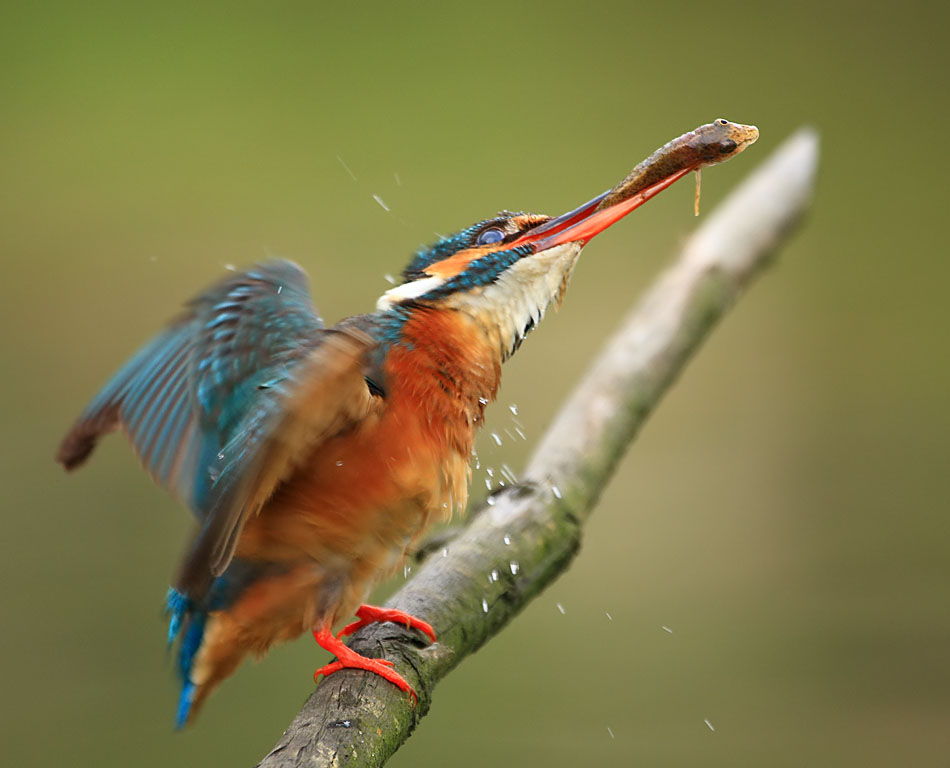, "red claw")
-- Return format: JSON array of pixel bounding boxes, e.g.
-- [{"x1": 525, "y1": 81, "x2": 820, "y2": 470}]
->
[
  {"x1": 338, "y1": 604, "x2": 437, "y2": 643},
  {"x1": 312, "y1": 604, "x2": 436, "y2": 704}
]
